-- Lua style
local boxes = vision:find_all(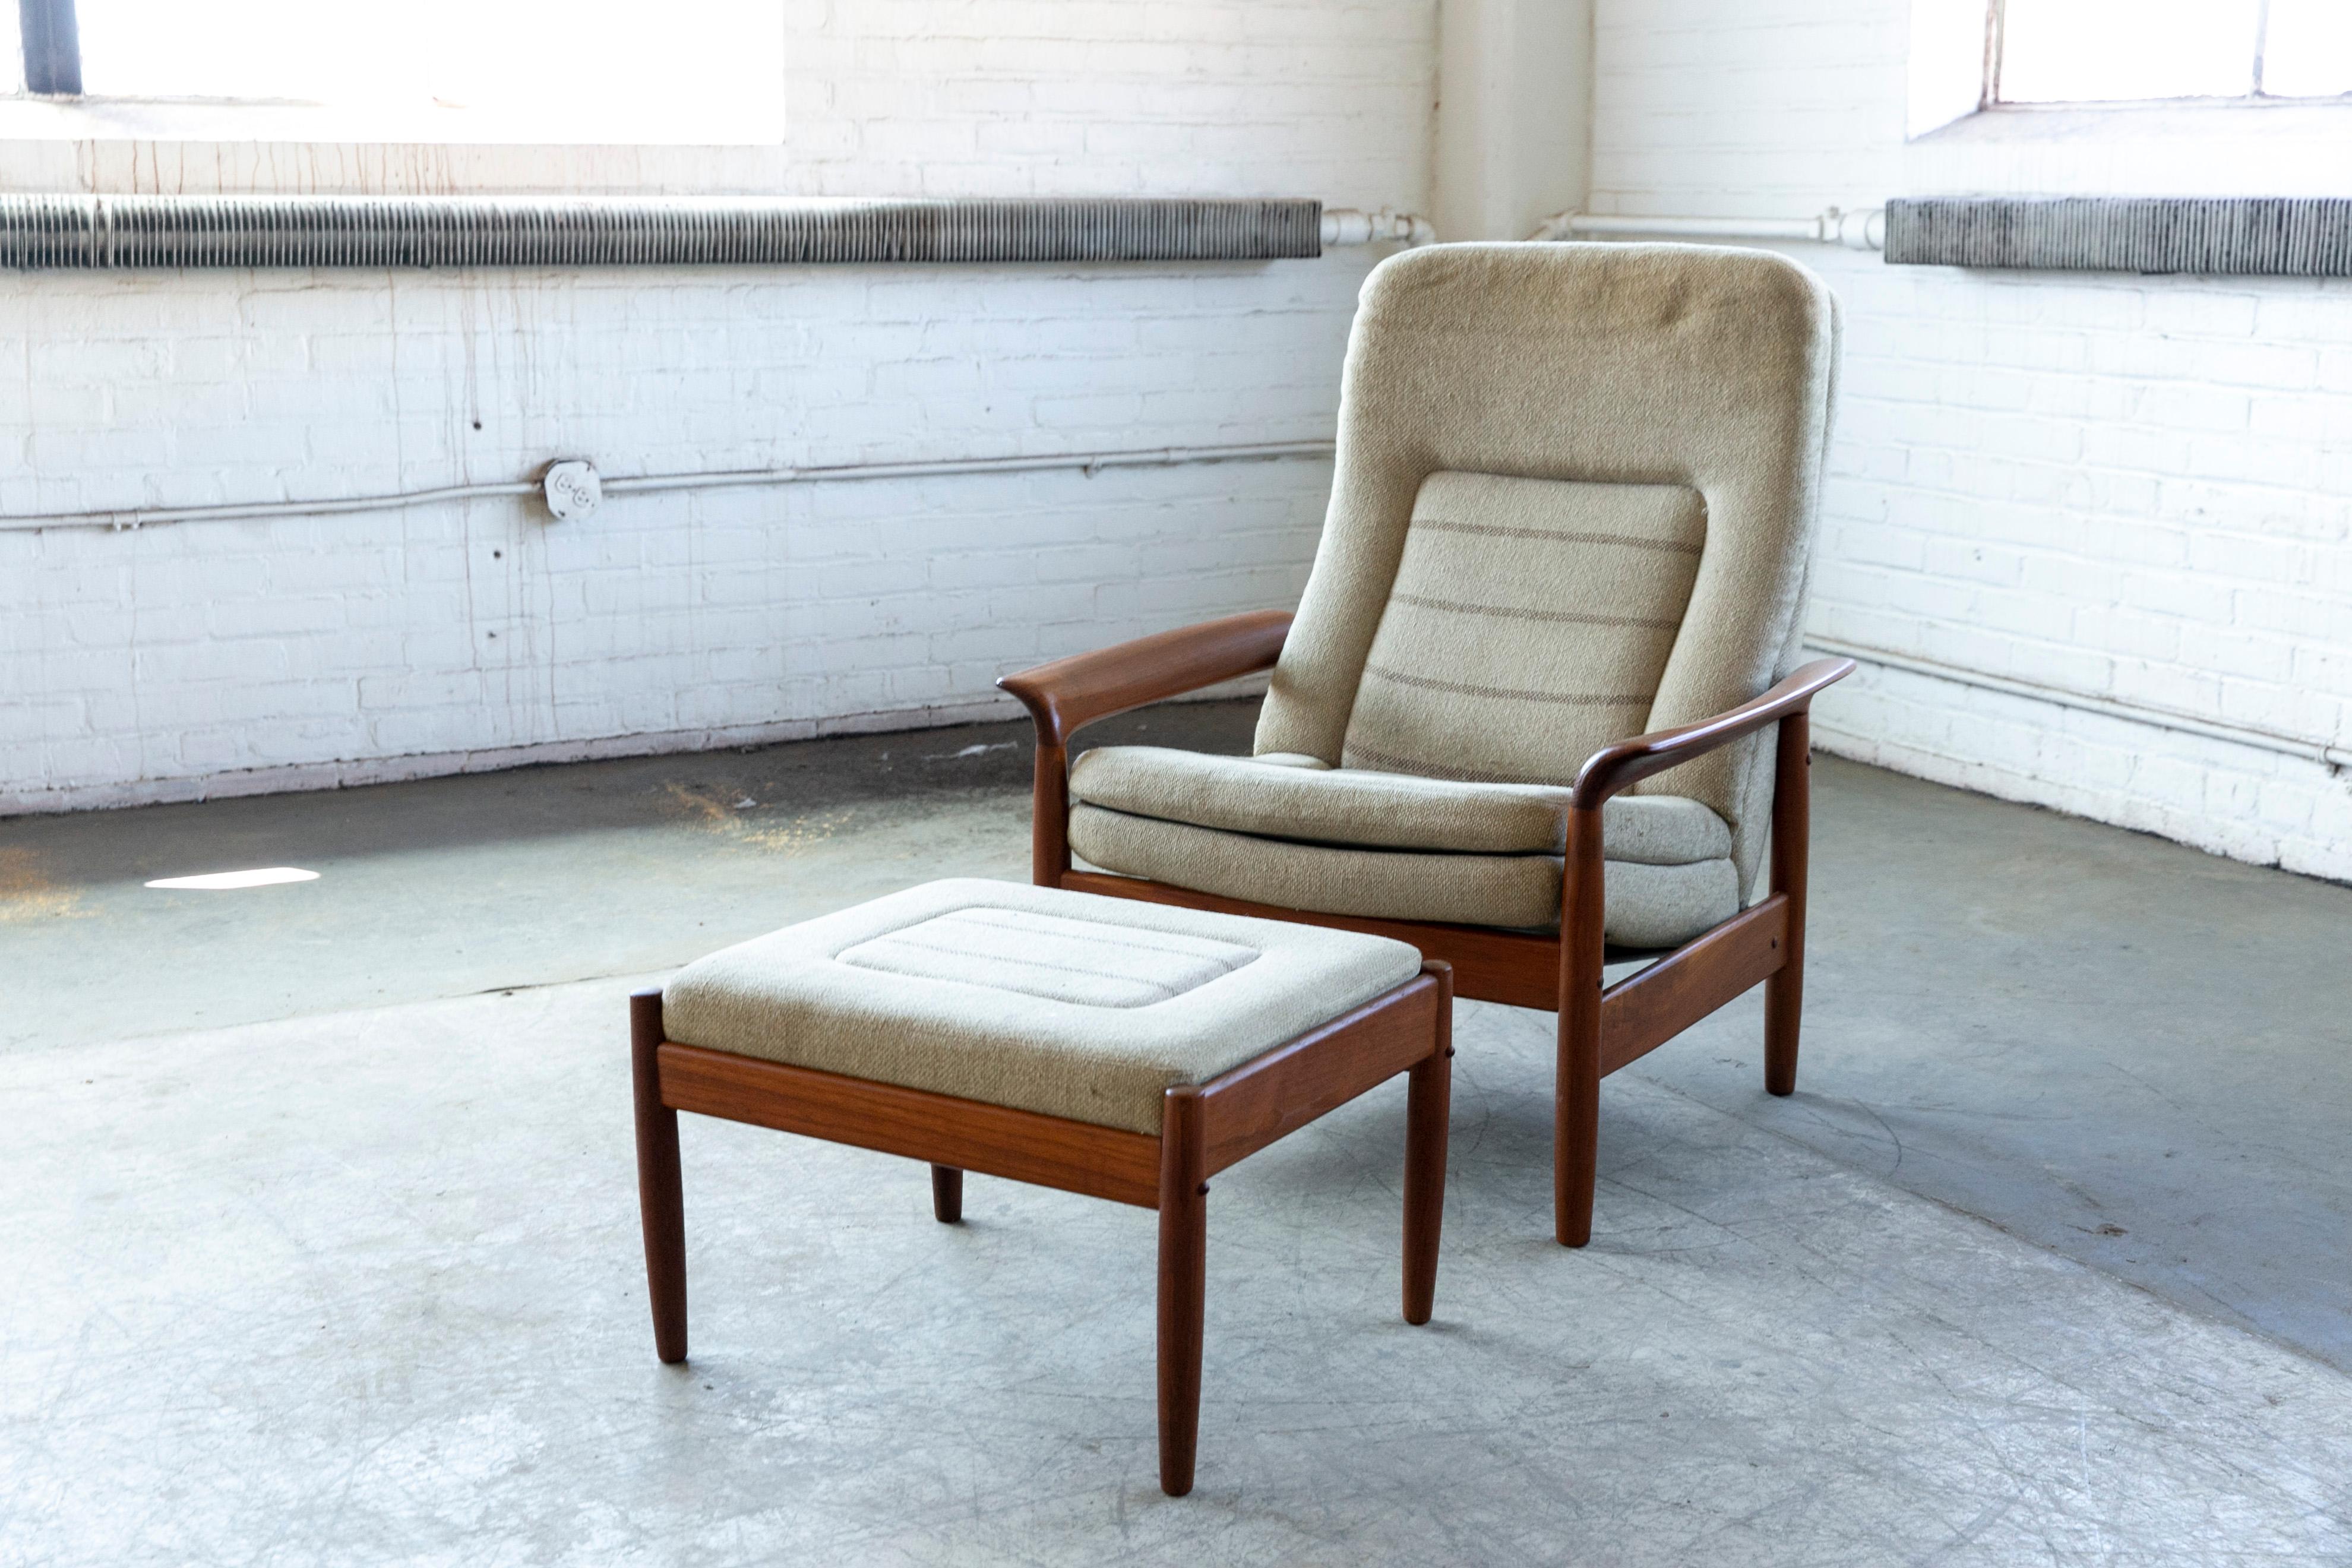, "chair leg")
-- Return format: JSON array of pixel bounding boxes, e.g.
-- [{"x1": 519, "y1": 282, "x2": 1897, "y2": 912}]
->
[
  {"x1": 1764, "y1": 943, "x2": 1804, "y2": 1096},
  {"x1": 1556, "y1": 1006, "x2": 1600, "y2": 1249},
  {"x1": 931, "y1": 1164, "x2": 964, "y2": 1223},
  {"x1": 1557, "y1": 807, "x2": 1607, "y2": 1248},
  {"x1": 1765, "y1": 712, "x2": 1812, "y2": 1097},
  {"x1": 1402, "y1": 1030, "x2": 1452, "y2": 1326},
  {"x1": 631, "y1": 990, "x2": 688, "y2": 1365},
  {"x1": 1156, "y1": 1090, "x2": 1207, "y2": 1497}
]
